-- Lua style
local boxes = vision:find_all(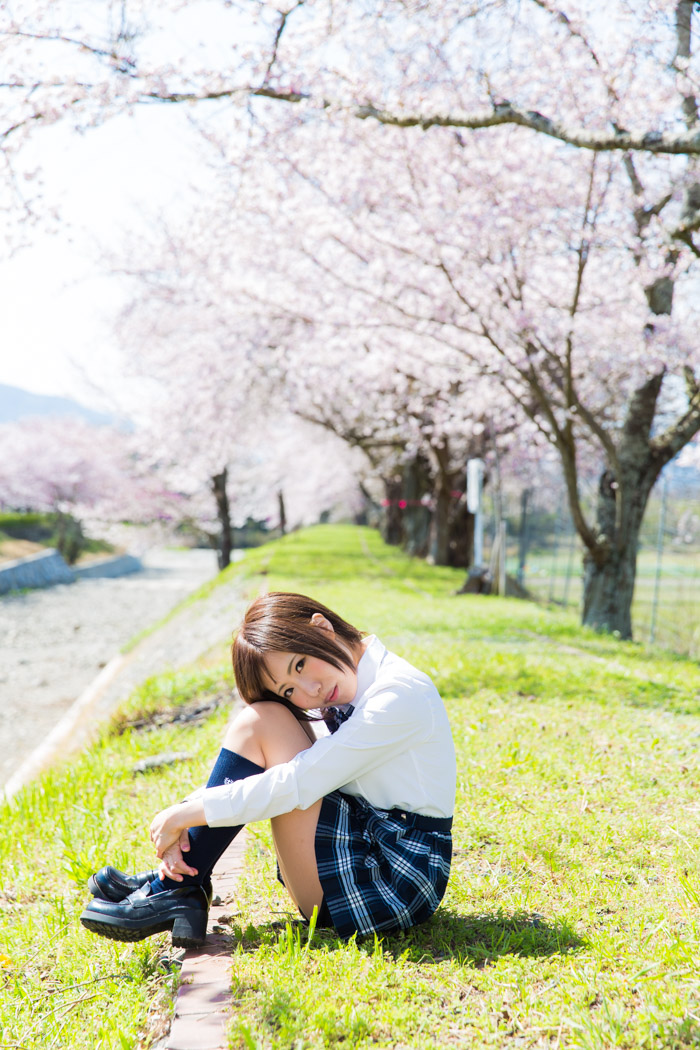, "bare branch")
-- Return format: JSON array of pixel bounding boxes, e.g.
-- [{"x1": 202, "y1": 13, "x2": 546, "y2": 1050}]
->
[{"x1": 1, "y1": 108, "x2": 47, "y2": 141}]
